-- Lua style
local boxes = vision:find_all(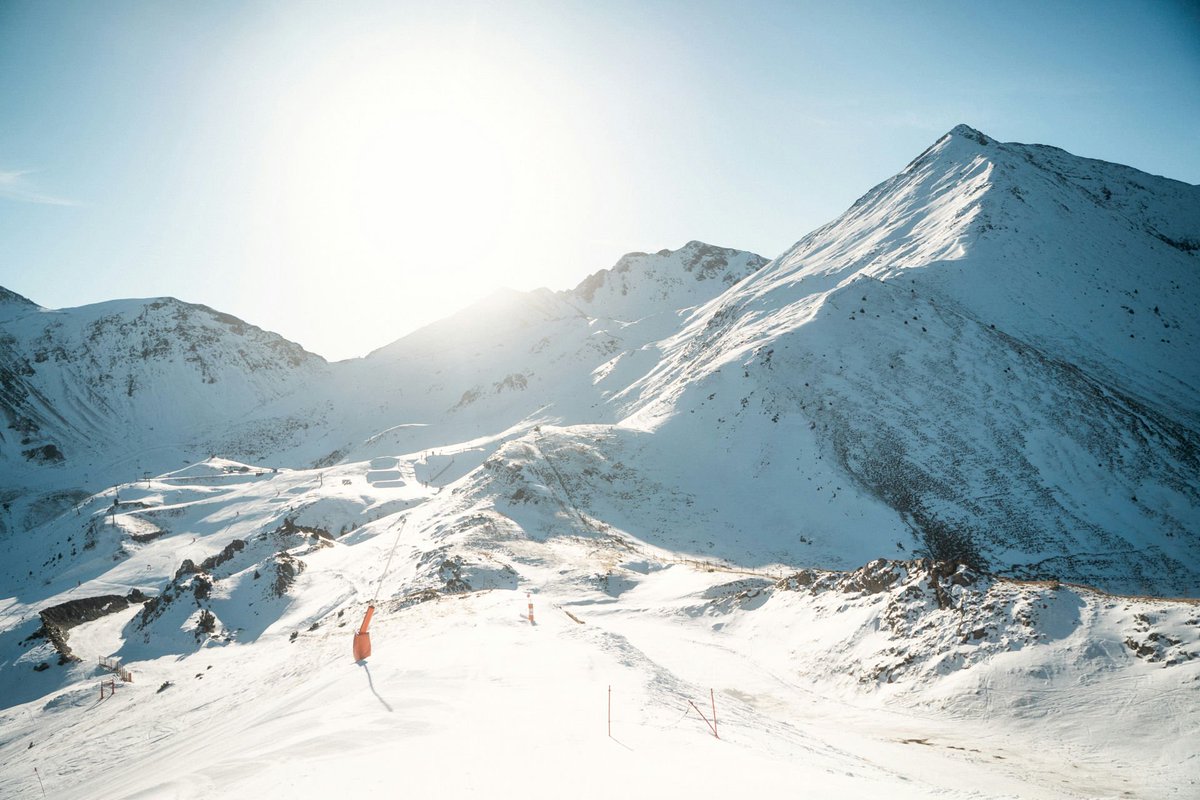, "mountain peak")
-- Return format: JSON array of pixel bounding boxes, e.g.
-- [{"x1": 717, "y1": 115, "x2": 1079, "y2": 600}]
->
[
  {"x1": 947, "y1": 123, "x2": 993, "y2": 146},
  {"x1": 570, "y1": 242, "x2": 767, "y2": 315}
]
